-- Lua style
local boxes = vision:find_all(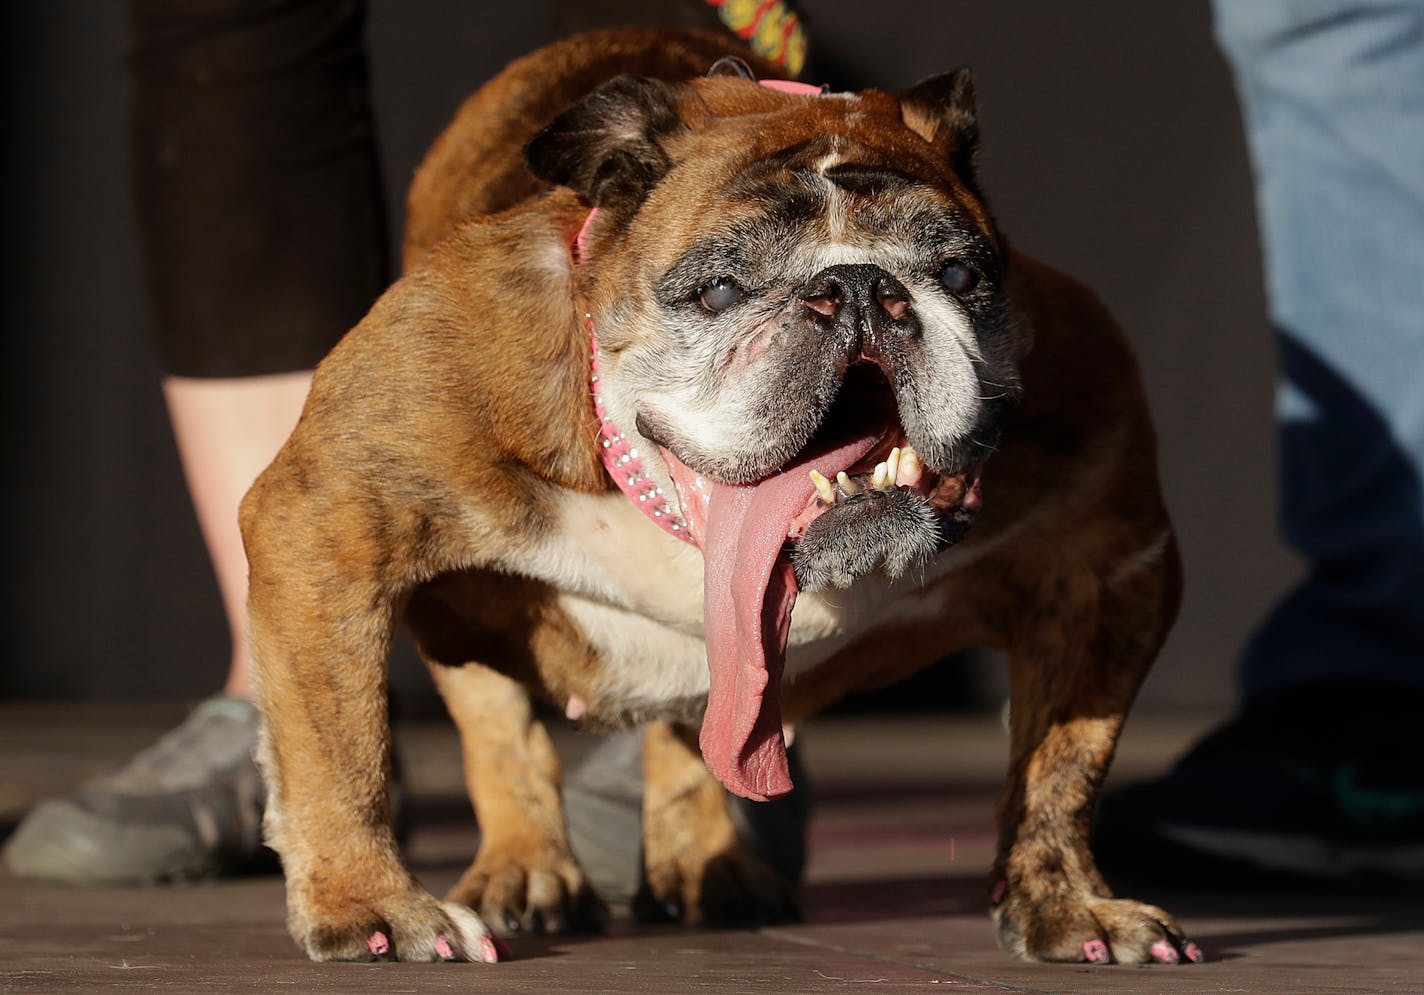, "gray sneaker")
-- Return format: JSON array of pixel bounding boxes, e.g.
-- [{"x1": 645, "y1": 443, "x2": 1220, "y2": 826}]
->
[{"x1": 3, "y1": 696, "x2": 272, "y2": 883}]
